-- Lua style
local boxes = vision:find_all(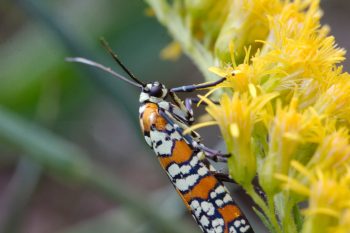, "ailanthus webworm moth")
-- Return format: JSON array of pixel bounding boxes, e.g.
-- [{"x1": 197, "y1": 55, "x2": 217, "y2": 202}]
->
[{"x1": 67, "y1": 39, "x2": 255, "y2": 233}]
